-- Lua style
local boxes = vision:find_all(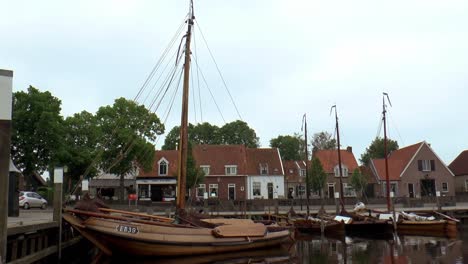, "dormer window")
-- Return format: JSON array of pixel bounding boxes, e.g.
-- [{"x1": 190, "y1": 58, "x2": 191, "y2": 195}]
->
[
  {"x1": 200, "y1": 165, "x2": 210, "y2": 176},
  {"x1": 260, "y1": 164, "x2": 268, "y2": 175},
  {"x1": 334, "y1": 165, "x2": 348, "y2": 177},
  {"x1": 300, "y1": 169, "x2": 306, "y2": 177},
  {"x1": 158, "y1": 158, "x2": 169, "y2": 176},
  {"x1": 225, "y1": 165, "x2": 237, "y2": 175}
]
